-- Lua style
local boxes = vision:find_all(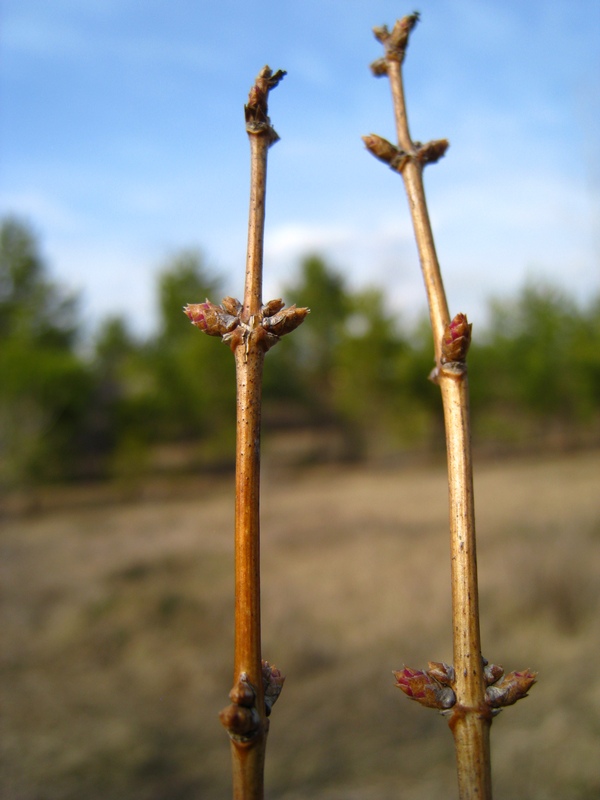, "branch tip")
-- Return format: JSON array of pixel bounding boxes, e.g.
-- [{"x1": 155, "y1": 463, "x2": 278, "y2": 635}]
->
[
  {"x1": 373, "y1": 13, "x2": 420, "y2": 63},
  {"x1": 245, "y1": 65, "x2": 287, "y2": 145}
]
